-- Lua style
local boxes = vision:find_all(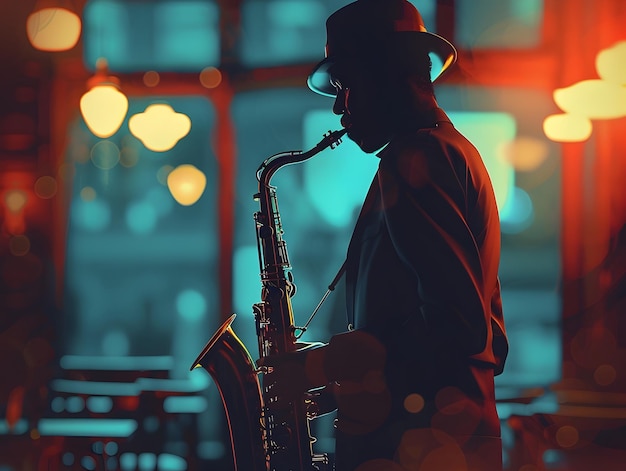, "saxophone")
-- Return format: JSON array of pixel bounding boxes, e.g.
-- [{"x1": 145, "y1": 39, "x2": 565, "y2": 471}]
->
[{"x1": 190, "y1": 129, "x2": 347, "y2": 471}]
